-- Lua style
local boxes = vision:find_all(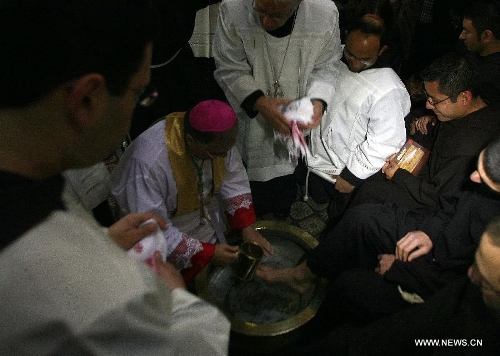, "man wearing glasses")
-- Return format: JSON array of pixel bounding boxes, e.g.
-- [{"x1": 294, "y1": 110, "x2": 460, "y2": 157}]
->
[
  {"x1": 258, "y1": 136, "x2": 500, "y2": 354},
  {"x1": 305, "y1": 15, "x2": 409, "y2": 225},
  {"x1": 213, "y1": 0, "x2": 341, "y2": 219},
  {"x1": 285, "y1": 137, "x2": 500, "y2": 354},
  {"x1": 351, "y1": 52, "x2": 500, "y2": 211}
]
